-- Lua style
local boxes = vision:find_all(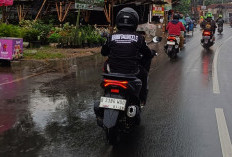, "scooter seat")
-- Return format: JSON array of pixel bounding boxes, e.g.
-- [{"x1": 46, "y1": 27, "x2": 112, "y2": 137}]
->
[{"x1": 102, "y1": 73, "x2": 138, "y2": 80}]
